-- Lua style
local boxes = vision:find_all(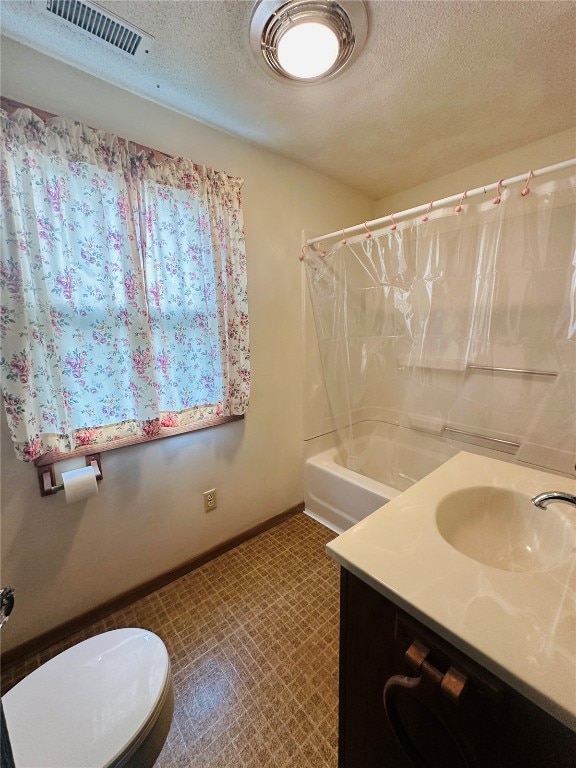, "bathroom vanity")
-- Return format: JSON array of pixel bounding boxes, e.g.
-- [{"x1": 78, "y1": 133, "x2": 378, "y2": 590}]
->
[{"x1": 326, "y1": 452, "x2": 576, "y2": 768}]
